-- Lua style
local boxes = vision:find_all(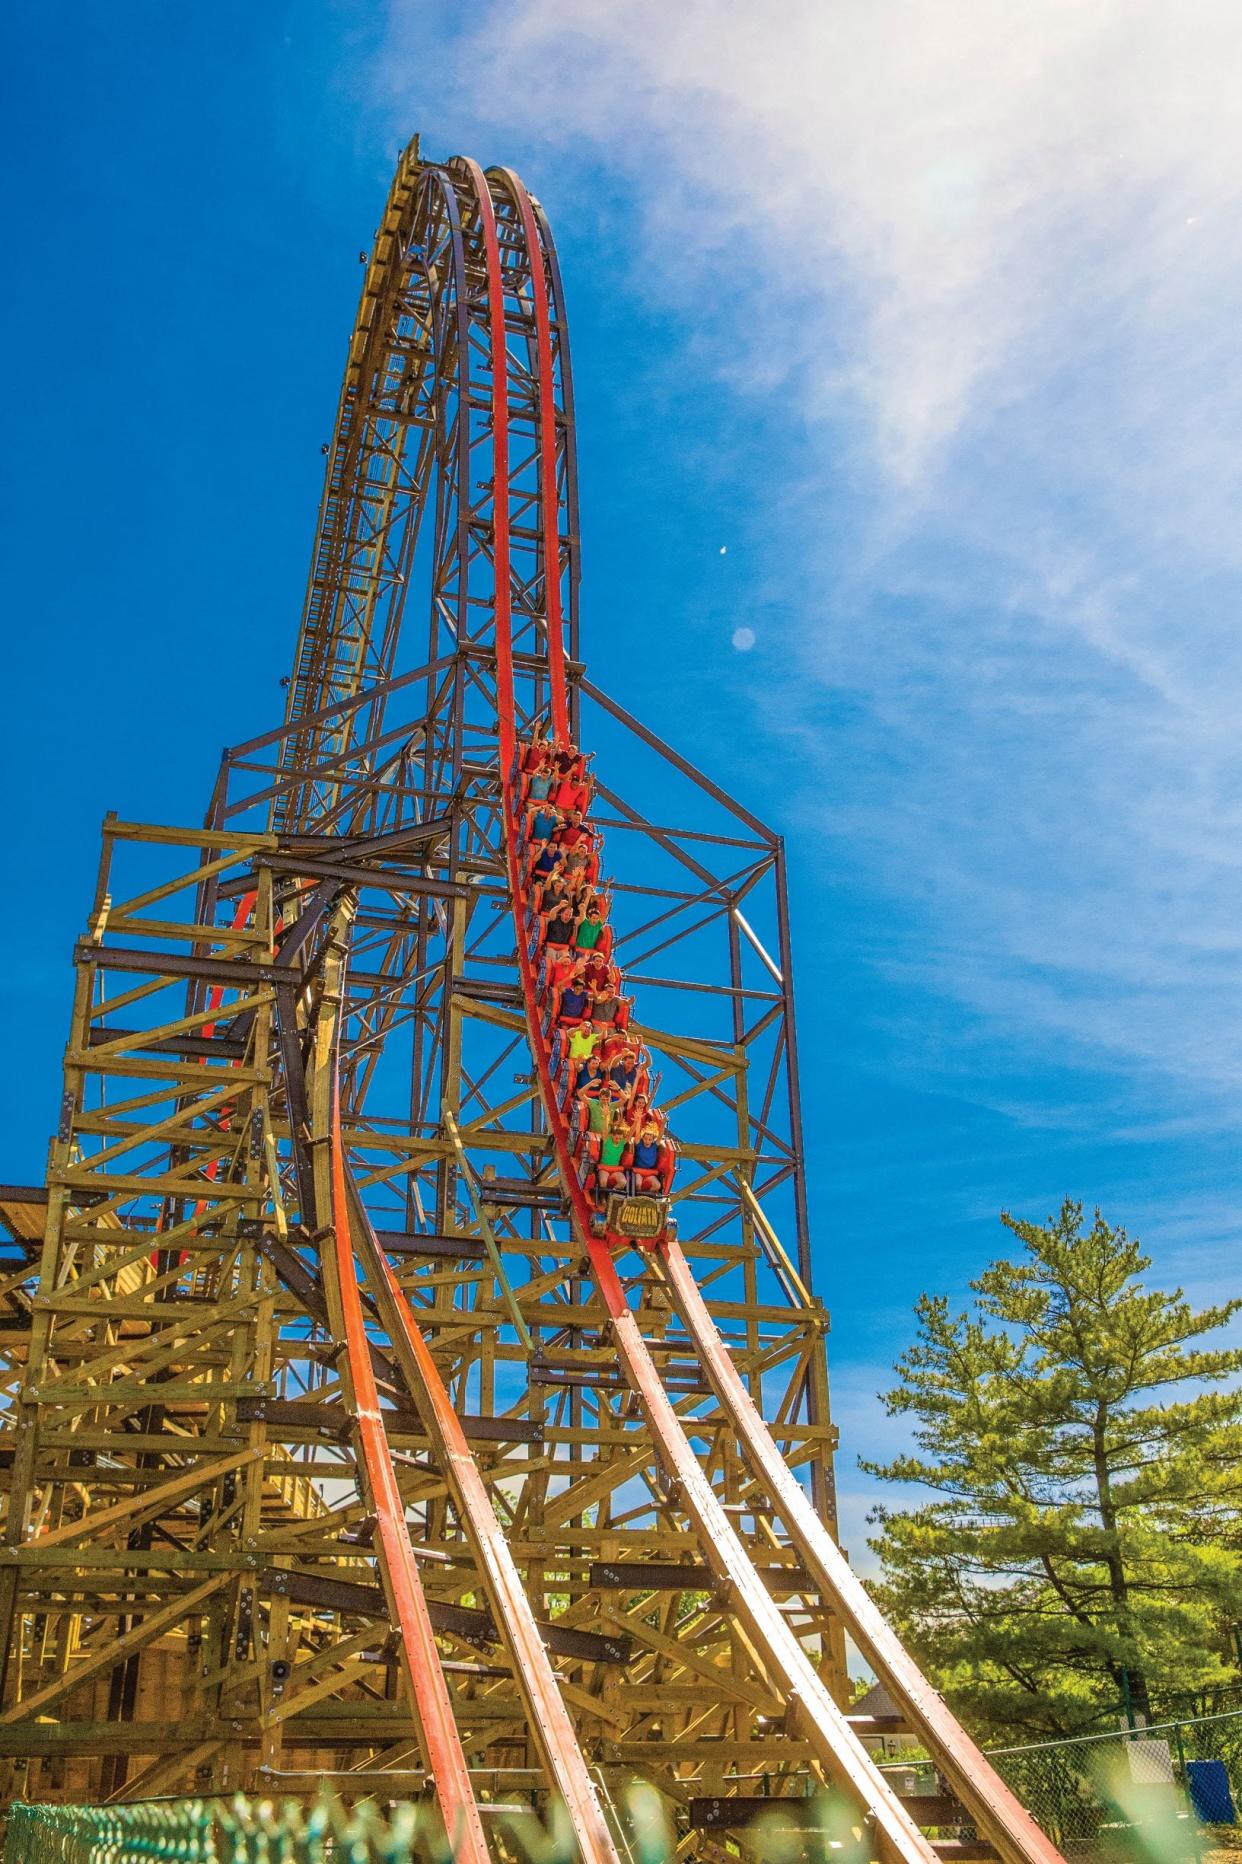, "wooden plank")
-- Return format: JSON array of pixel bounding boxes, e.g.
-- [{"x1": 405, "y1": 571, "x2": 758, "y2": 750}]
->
[
  {"x1": 0, "y1": 1574, "x2": 226, "y2": 1724},
  {"x1": 689, "y1": 1798, "x2": 814, "y2": 1830},
  {"x1": 27, "y1": 1446, "x2": 262, "y2": 1548},
  {"x1": 661, "y1": 1239, "x2": 1063, "y2": 1864},
  {"x1": 590, "y1": 1560, "x2": 813, "y2": 1592},
  {"x1": 235, "y1": 1394, "x2": 541, "y2": 1444}
]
